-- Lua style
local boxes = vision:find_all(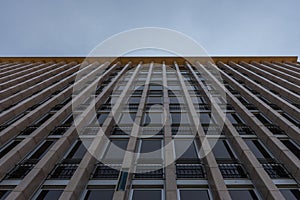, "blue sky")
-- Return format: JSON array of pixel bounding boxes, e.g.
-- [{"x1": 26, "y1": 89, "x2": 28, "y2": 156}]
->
[{"x1": 0, "y1": 0, "x2": 299, "y2": 57}]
